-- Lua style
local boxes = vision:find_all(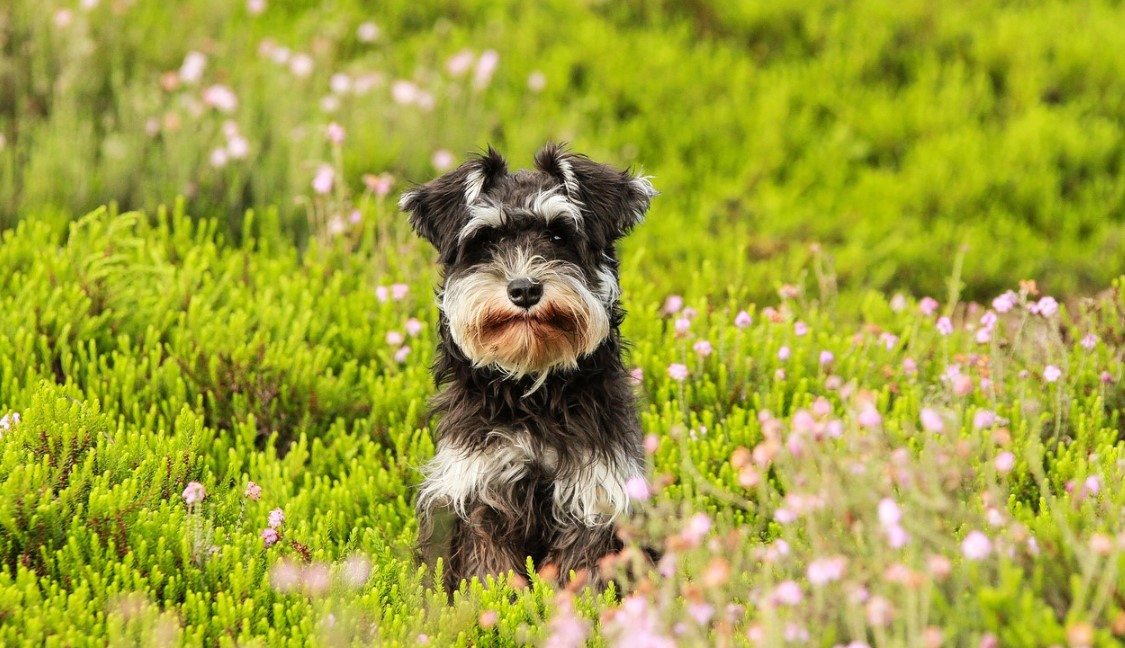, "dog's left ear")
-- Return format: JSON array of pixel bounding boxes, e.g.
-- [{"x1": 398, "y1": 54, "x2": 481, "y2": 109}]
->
[
  {"x1": 534, "y1": 143, "x2": 658, "y2": 243},
  {"x1": 399, "y1": 147, "x2": 509, "y2": 256}
]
